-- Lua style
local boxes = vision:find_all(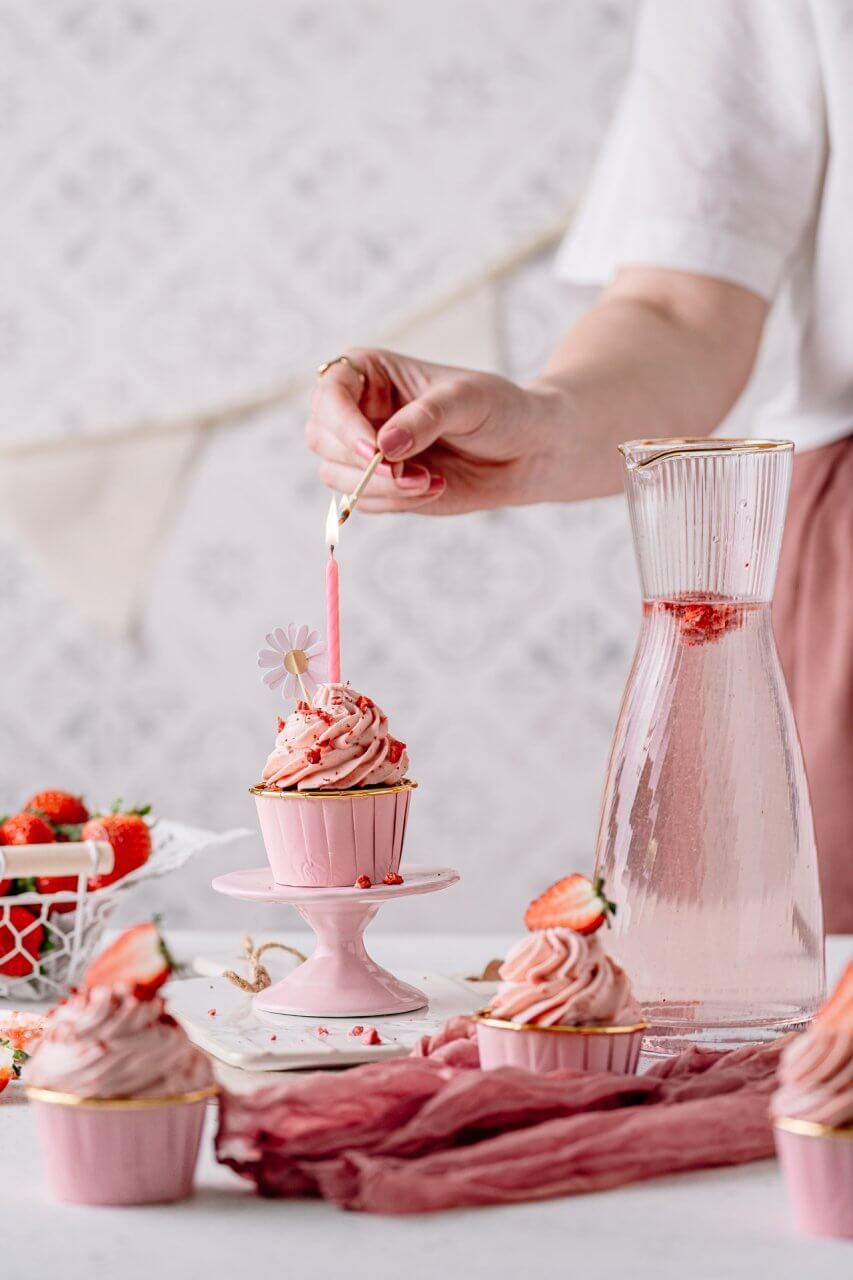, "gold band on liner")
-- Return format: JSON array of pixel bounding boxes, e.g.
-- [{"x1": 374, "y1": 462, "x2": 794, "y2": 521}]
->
[
  {"x1": 250, "y1": 779, "x2": 417, "y2": 800},
  {"x1": 473, "y1": 1010, "x2": 649, "y2": 1036},
  {"x1": 26, "y1": 1084, "x2": 219, "y2": 1110},
  {"x1": 774, "y1": 1115, "x2": 853, "y2": 1141}
]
